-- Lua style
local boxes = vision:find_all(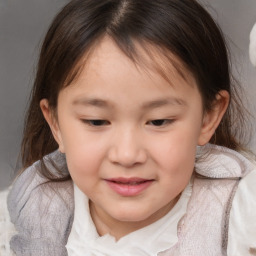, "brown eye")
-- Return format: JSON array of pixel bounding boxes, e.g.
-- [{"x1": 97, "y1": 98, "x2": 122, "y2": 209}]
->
[
  {"x1": 147, "y1": 119, "x2": 174, "y2": 126},
  {"x1": 82, "y1": 119, "x2": 110, "y2": 126},
  {"x1": 151, "y1": 119, "x2": 165, "y2": 126}
]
